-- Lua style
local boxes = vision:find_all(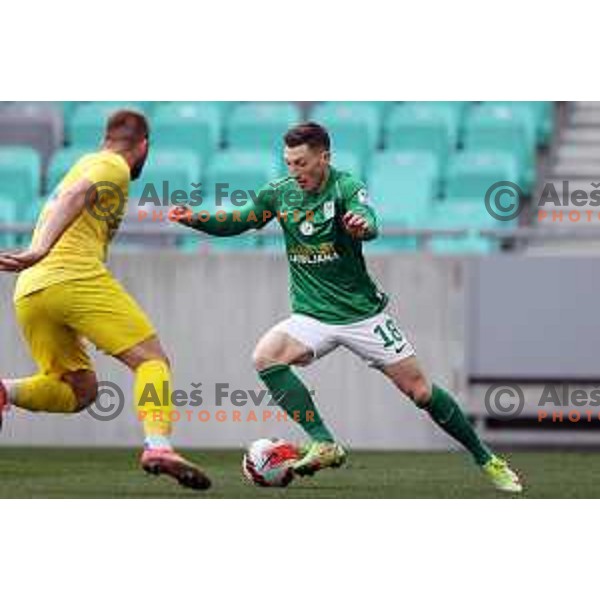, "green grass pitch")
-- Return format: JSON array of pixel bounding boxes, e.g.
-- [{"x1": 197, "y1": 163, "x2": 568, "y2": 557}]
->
[{"x1": 0, "y1": 448, "x2": 597, "y2": 498}]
